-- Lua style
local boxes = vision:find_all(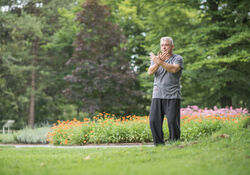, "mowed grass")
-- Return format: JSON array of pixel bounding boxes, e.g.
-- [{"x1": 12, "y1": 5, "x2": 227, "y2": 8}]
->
[{"x1": 0, "y1": 123, "x2": 249, "y2": 175}]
